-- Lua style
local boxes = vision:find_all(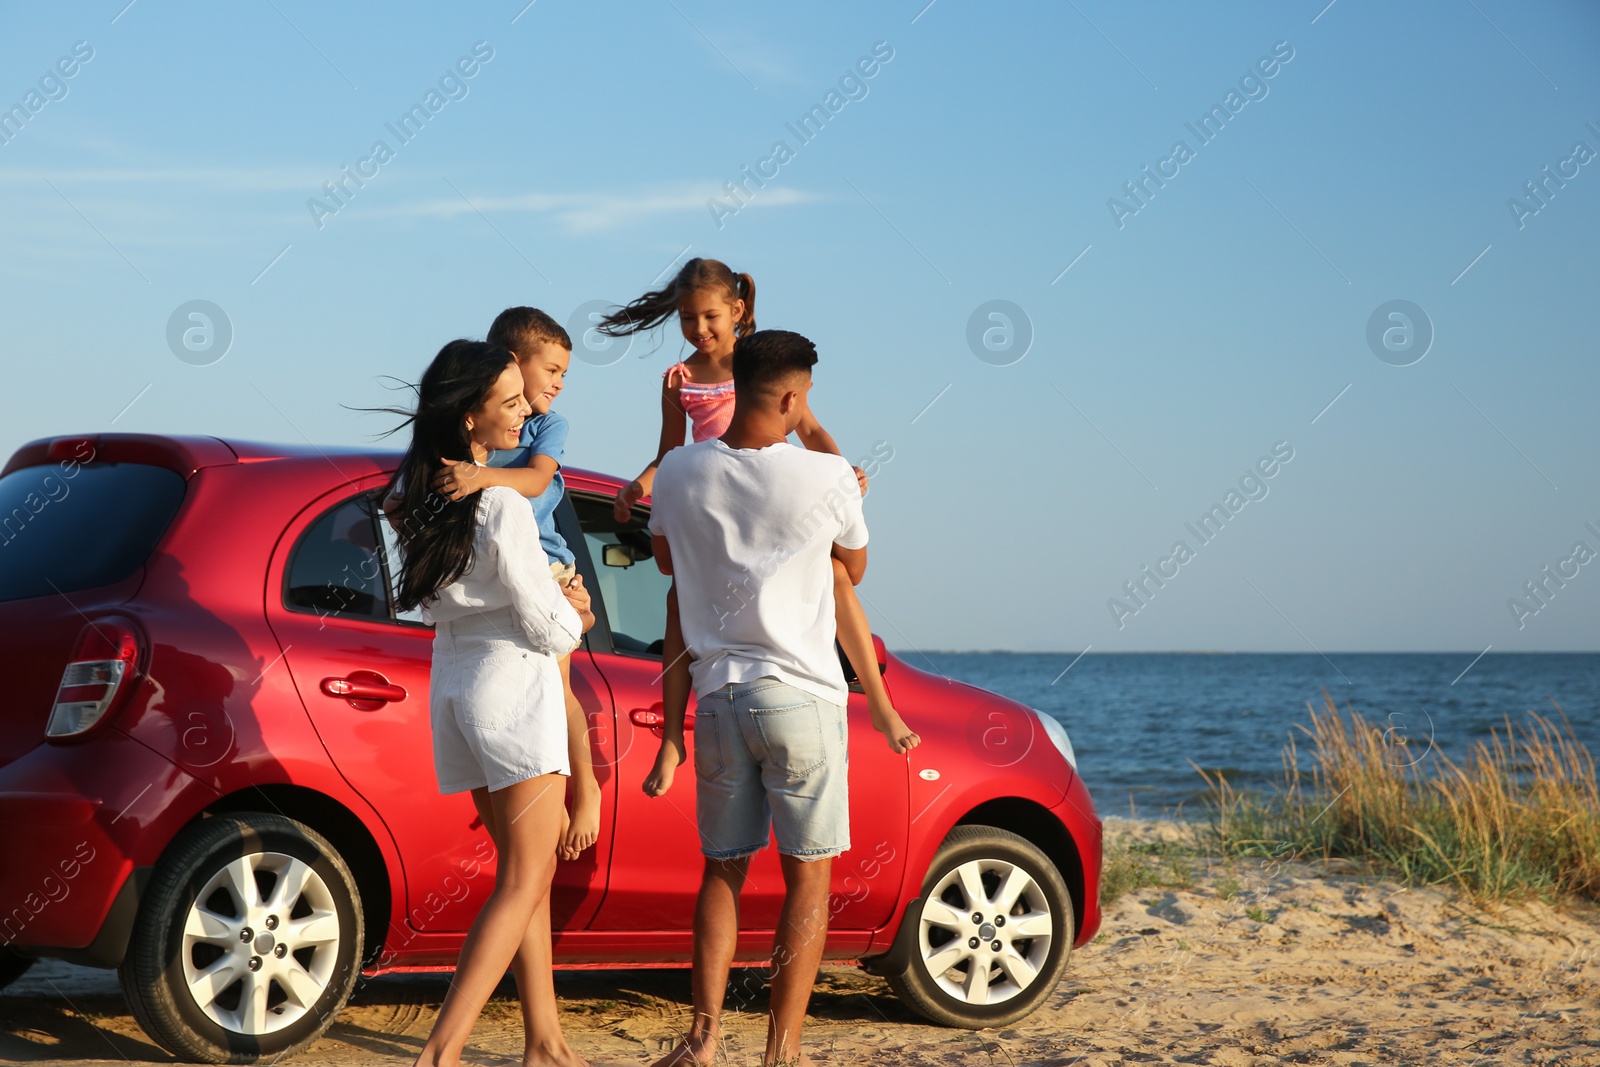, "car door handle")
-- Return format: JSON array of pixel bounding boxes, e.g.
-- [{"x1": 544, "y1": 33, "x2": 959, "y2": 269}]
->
[
  {"x1": 629, "y1": 704, "x2": 694, "y2": 731},
  {"x1": 321, "y1": 671, "x2": 407, "y2": 705}
]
